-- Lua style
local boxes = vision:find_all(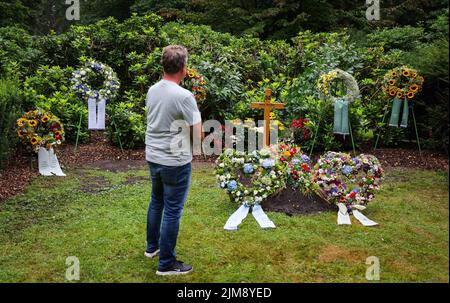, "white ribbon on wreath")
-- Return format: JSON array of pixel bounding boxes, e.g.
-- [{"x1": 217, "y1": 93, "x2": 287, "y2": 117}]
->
[{"x1": 224, "y1": 203, "x2": 276, "y2": 231}]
